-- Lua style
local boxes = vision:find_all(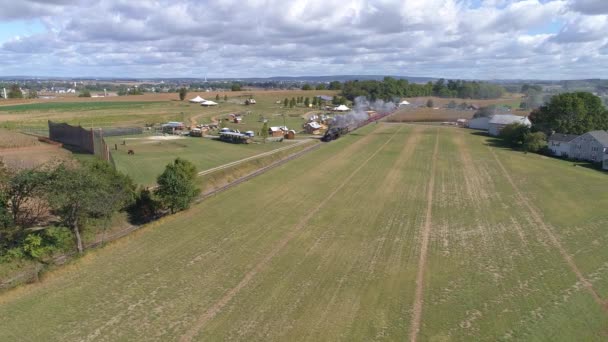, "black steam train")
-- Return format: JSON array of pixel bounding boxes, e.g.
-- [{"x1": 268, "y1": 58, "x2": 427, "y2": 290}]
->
[{"x1": 321, "y1": 126, "x2": 350, "y2": 142}]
